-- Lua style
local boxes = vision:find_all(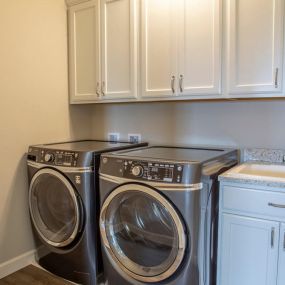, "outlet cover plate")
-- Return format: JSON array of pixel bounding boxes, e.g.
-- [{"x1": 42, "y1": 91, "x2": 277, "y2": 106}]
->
[
  {"x1": 108, "y1": 133, "x2": 120, "y2": 142},
  {"x1": 128, "y1": 134, "x2": 142, "y2": 143}
]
